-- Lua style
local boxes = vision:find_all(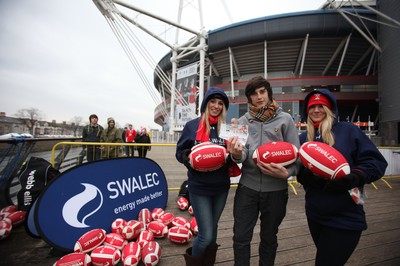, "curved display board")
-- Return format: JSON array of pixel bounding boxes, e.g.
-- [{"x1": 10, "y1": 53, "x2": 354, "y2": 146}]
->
[{"x1": 33, "y1": 157, "x2": 168, "y2": 252}]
